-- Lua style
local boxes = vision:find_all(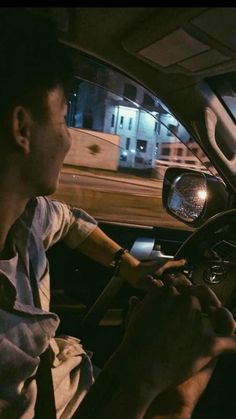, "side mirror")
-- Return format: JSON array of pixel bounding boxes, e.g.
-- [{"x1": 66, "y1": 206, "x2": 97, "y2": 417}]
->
[{"x1": 162, "y1": 167, "x2": 228, "y2": 227}]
